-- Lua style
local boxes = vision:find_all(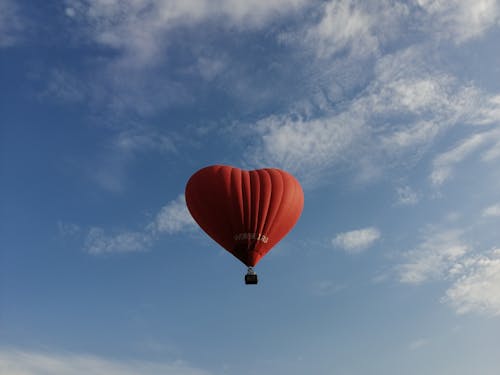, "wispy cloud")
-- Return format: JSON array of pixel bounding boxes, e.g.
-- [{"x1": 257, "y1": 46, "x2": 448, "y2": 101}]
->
[
  {"x1": 430, "y1": 133, "x2": 488, "y2": 186},
  {"x1": 244, "y1": 44, "x2": 500, "y2": 185},
  {"x1": 84, "y1": 195, "x2": 196, "y2": 254},
  {"x1": 41, "y1": 69, "x2": 88, "y2": 103},
  {"x1": 247, "y1": 113, "x2": 365, "y2": 181},
  {"x1": 482, "y1": 203, "x2": 500, "y2": 217},
  {"x1": 0, "y1": 0, "x2": 23, "y2": 47},
  {"x1": 281, "y1": 1, "x2": 409, "y2": 60},
  {"x1": 397, "y1": 220, "x2": 500, "y2": 317},
  {"x1": 49, "y1": 0, "x2": 311, "y2": 116},
  {"x1": 0, "y1": 348, "x2": 212, "y2": 375},
  {"x1": 482, "y1": 141, "x2": 500, "y2": 162},
  {"x1": 43, "y1": 0, "x2": 500, "y2": 129},
  {"x1": 149, "y1": 195, "x2": 197, "y2": 235},
  {"x1": 303, "y1": 0, "x2": 380, "y2": 59},
  {"x1": 381, "y1": 121, "x2": 440, "y2": 153},
  {"x1": 332, "y1": 227, "x2": 380, "y2": 253},
  {"x1": 398, "y1": 229, "x2": 468, "y2": 284},
  {"x1": 88, "y1": 126, "x2": 178, "y2": 192},
  {"x1": 416, "y1": 0, "x2": 500, "y2": 43},
  {"x1": 113, "y1": 128, "x2": 177, "y2": 155},
  {"x1": 430, "y1": 129, "x2": 500, "y2": 186},
  {"x1": 65, "y1": 0, "x2": 309, "y2": 67},
  {"x1": 311, "y1": 281, "x2": 346, "y2": 296},
  {"x1": 470, "y1": 95, "x2": 500, "y2": 126},
  {"x1": 443, "y1": 248, "x2": 500, "y2": 316},
  {"x1": 396, "y1": 185, "x2": 419, "y2": 206},
  {"x1": 58, "y1": 221, "x2": 82, "y2": 237},
  {"x1": 302, "y1": 0, "x2": 500, "y2": 58},
  {"x1": 409, "y1": 338, "x2": 430, "y2": 351},
  {"x1": 85, "y1": 227, "x2": 152, "y2": 254}
]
